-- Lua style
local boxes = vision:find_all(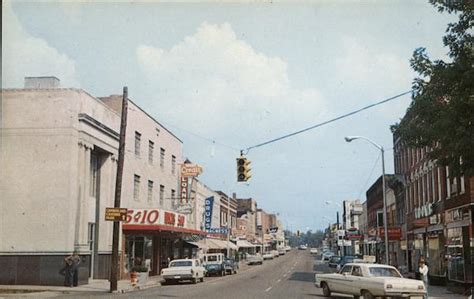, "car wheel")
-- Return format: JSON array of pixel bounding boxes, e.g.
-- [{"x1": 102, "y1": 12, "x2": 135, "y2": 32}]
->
[
  {"x1": 321, "y1": 282, "x2": 331, "y2": 297},
  {"x1": 234, "y1": 270, "x2": 237, "y2": 274},
  {"x1": 361, "y1": 290, "x2": 374, "y2": 299},
  {"x1": 200, "y1": 277, "x2": 204, "y2": 283},
  {"x1": 192, "y1": 277, "x2": 197, "y2": 284}
]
